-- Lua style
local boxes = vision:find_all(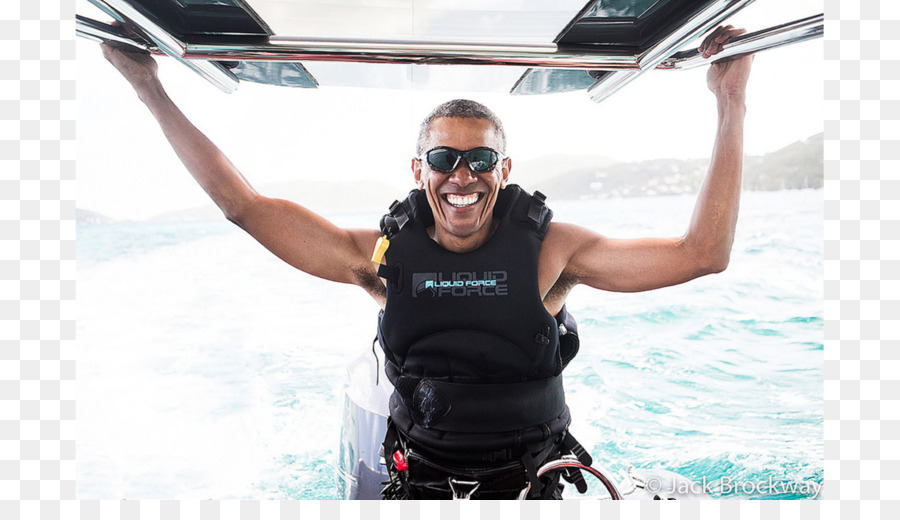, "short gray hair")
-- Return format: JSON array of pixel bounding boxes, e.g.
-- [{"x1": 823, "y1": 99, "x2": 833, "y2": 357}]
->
[{"x1": 416, "y1": 99, "x2": 507, "y2": 156}]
